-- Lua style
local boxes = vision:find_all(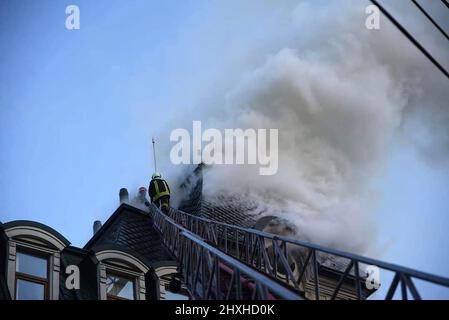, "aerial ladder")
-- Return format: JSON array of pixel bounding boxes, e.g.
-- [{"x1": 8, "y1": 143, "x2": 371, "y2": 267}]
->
[{"x1": 149, "y1": 204, "x2": 449, "y2": 300}]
